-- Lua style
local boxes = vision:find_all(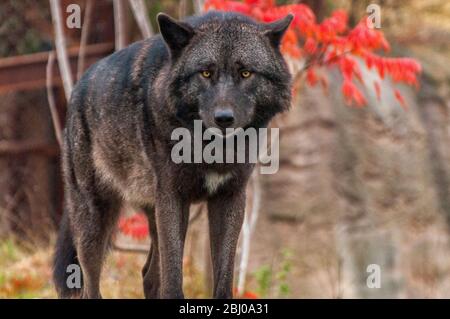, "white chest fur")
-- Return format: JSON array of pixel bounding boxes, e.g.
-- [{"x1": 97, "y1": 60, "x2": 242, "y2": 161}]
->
[{"x1": 204, "y1": 172, "x2": 233, "y2": 195}]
